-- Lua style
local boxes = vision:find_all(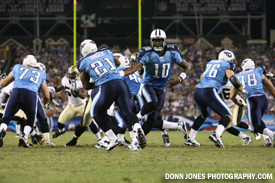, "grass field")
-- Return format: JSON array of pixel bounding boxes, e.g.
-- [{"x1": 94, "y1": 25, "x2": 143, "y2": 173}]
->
[{"x1": 0, "y1": 130, "x2": 274, "y2": 183}]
